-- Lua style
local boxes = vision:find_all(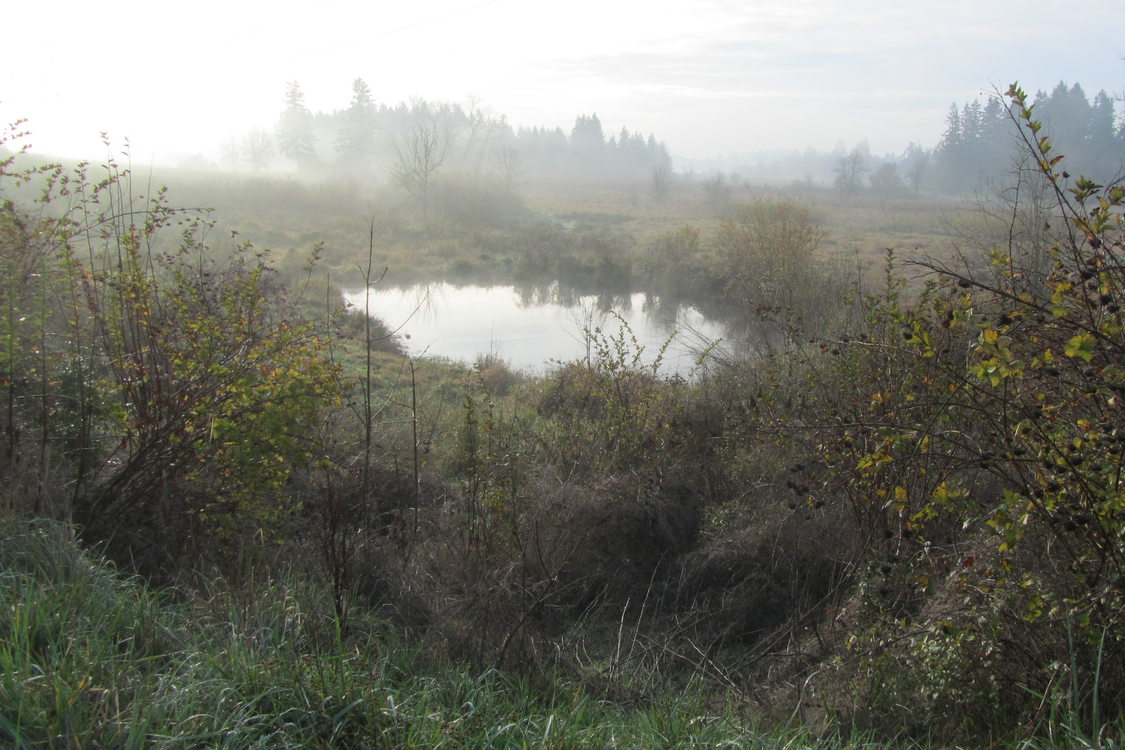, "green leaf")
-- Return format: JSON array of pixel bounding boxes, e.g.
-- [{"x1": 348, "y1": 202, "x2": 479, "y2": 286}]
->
[{"x1": 1064, "y1": 333, "x2": 1095, "y2": 362}]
